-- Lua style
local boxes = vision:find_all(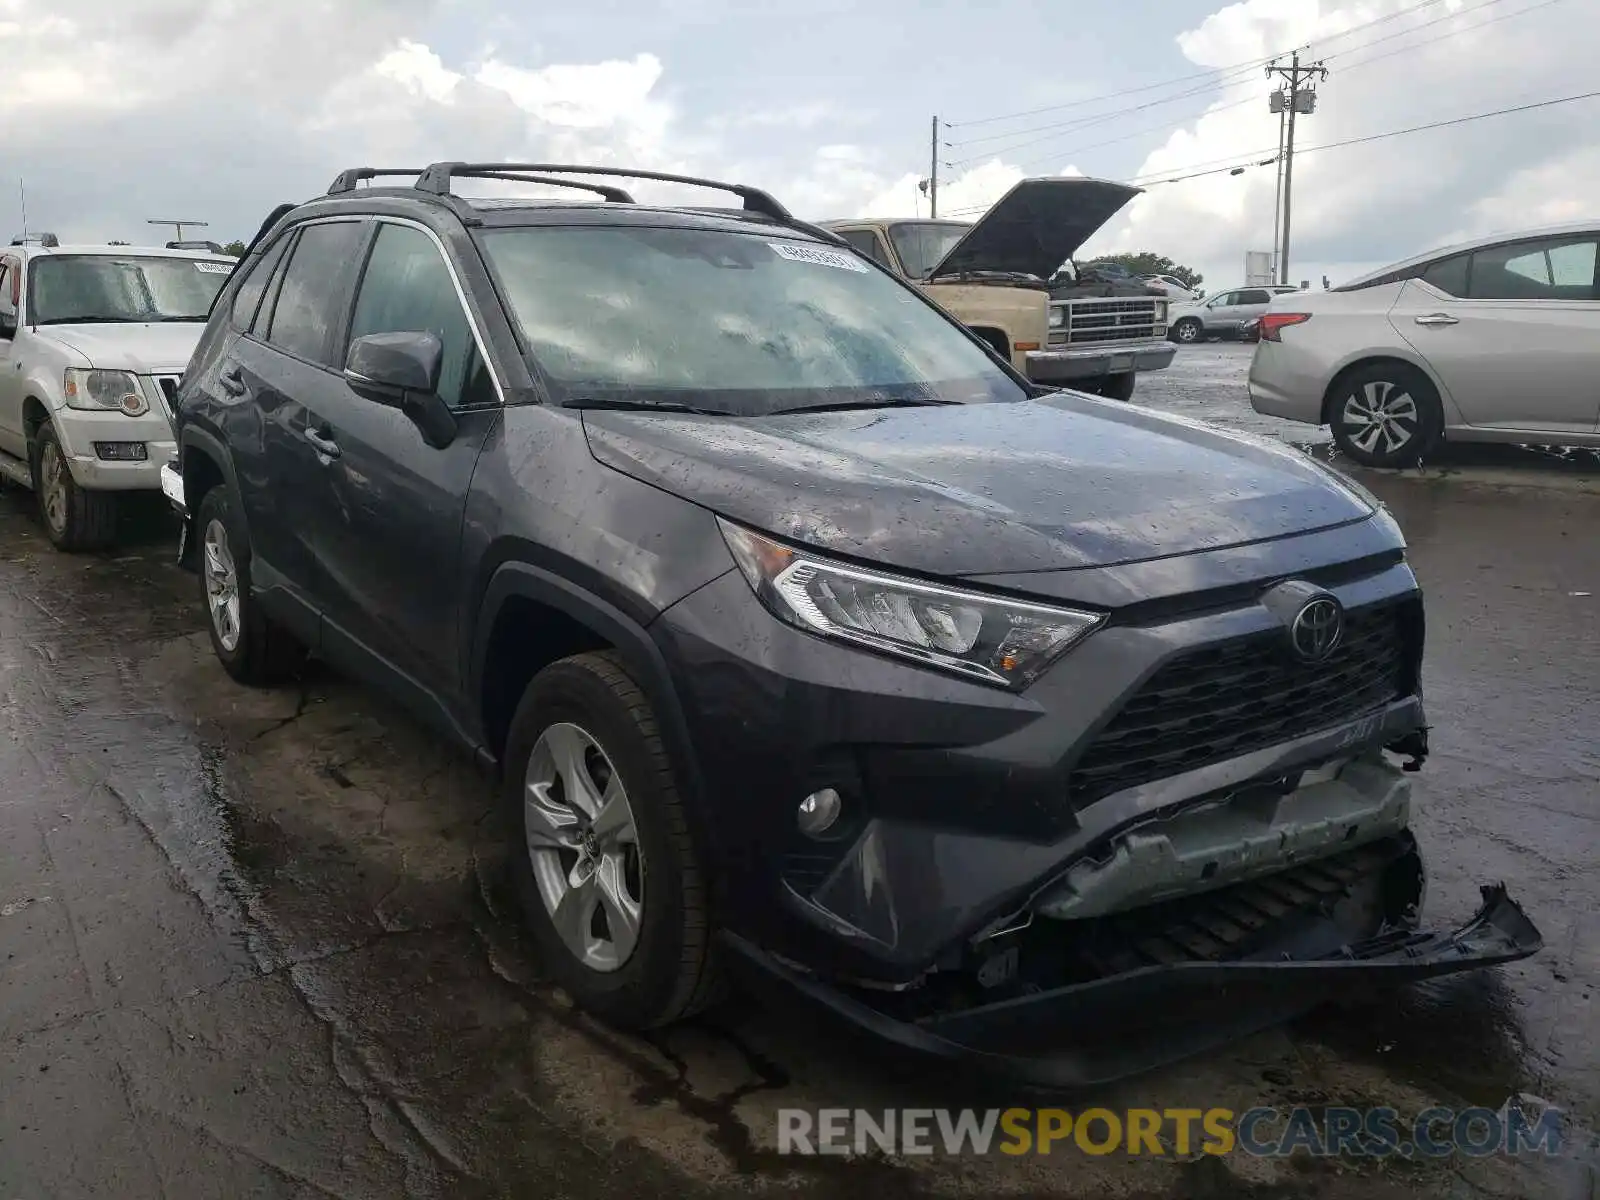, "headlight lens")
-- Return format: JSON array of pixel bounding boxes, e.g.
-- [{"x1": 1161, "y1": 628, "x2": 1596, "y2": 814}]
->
[
  {"x1": 718, "y1": 519, "x2": 1103, "y2": 688},
  {"x1": 63, "y1": 369, "x2": 147, "y2": 416},
  {"x1": 1048, "y1": 305, "x2": 1065, "y2": 328}
]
